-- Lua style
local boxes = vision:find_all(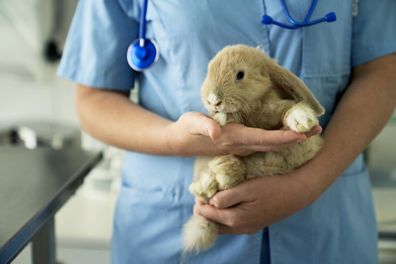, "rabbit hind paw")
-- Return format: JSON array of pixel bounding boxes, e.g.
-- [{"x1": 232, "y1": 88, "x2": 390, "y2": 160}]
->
[
  {"x1": 209, "y1": 155, "x2": 246, "y2": 191},
  {"x1": 189, "y1": 170, "x2": 218, "y2": 202}
]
